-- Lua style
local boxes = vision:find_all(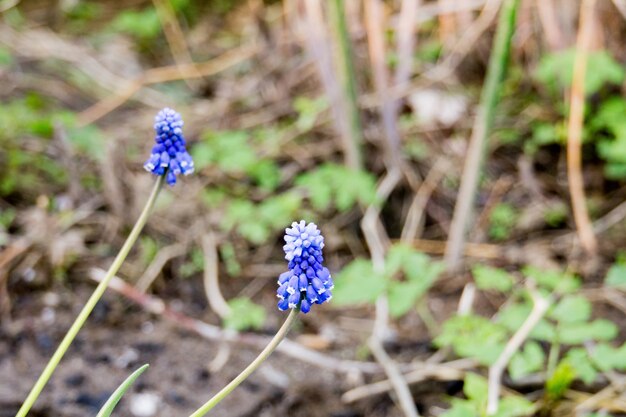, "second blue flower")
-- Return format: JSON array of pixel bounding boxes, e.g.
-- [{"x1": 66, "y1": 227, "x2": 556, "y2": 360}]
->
[{"x1": 276, "y1": 221, "x2": 333, "y2": 314}]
